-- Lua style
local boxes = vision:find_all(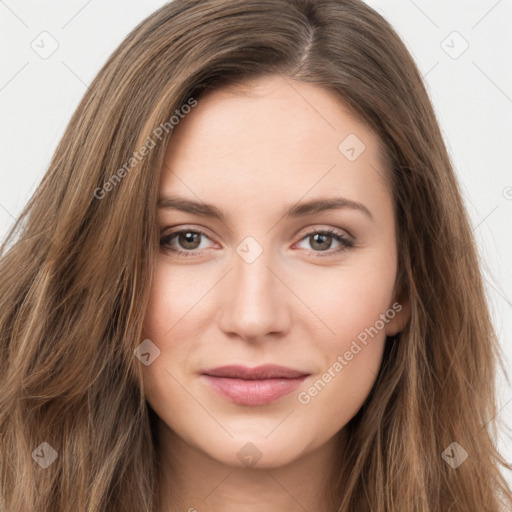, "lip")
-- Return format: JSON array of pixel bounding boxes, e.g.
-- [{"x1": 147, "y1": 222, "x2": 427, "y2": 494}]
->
[{"x1": 200, "y1": 364, "x2": 310, "y2": 406}]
